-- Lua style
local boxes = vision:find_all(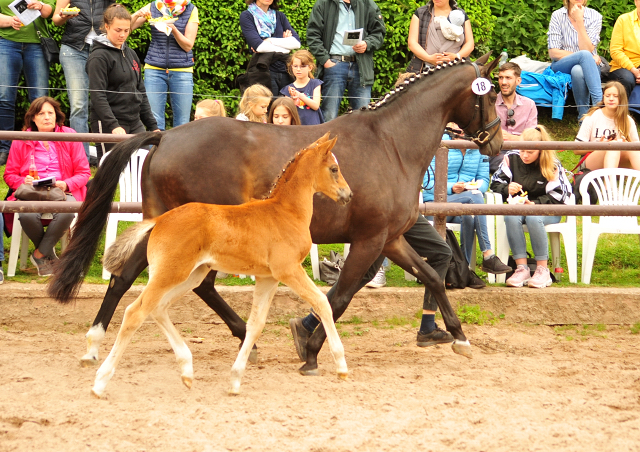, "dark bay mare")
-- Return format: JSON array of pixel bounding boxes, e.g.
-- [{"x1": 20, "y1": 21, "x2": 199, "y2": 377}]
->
[{"x1": 49, "y1": 54, "x2": 503, "y2": 375}]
